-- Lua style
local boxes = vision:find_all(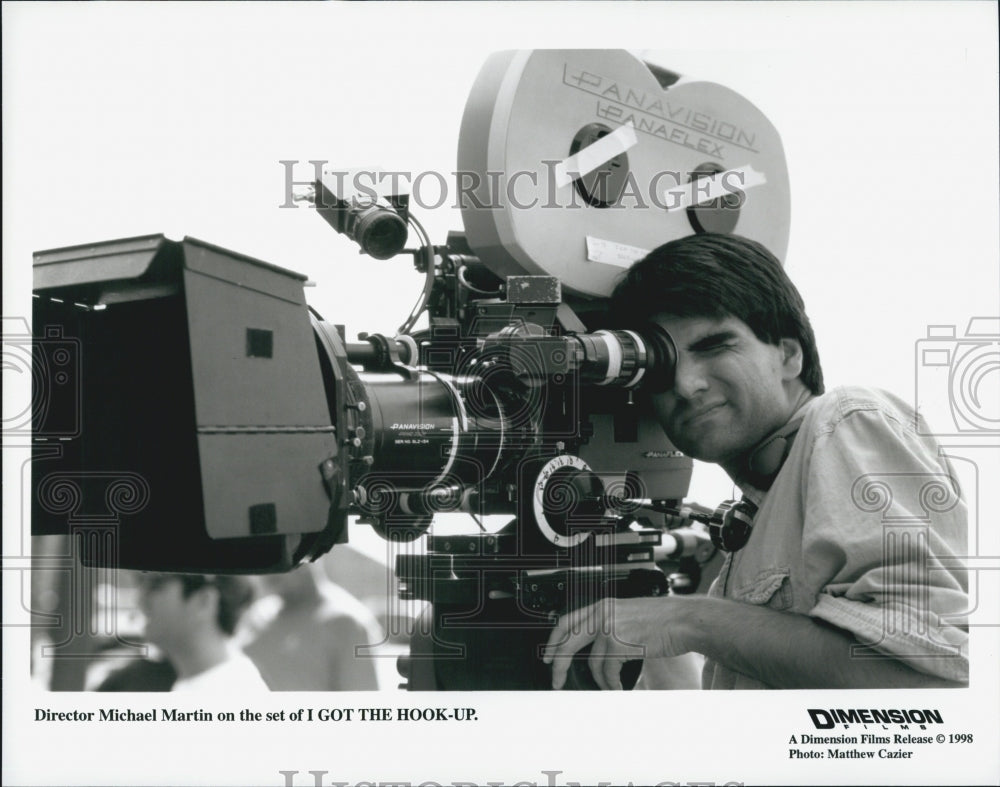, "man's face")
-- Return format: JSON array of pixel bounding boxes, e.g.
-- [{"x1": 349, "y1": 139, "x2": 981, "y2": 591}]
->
[
  {"x1": 137, "y1": 574, "x2": 200, "y2": 655},
  {"x1": 647, "y1": 314, "x2": 803, "y2": 472}
]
